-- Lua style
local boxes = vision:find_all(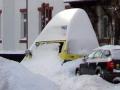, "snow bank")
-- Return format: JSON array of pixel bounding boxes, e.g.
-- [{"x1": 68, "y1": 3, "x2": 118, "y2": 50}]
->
[
  {"x1": 21, "y1": 9, "x2": 120, "y2": 90},
  {"x1": 21, "y1": 43, "x2": 120, "y2": 90},
  {"x1": 22, "y1": 43, "x2": 63, "y2": 77},
  {"x1": 57, "y1": 75, "x2": 114, "y2": 90},
  {"x1": 0, "y1": 57, "x2": 59, "y2": 90}
]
